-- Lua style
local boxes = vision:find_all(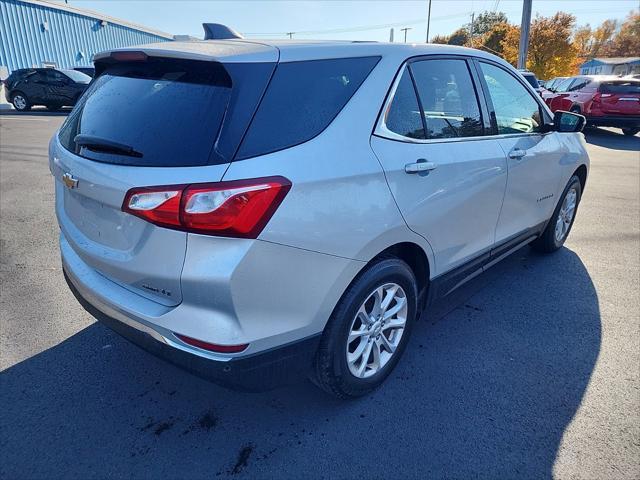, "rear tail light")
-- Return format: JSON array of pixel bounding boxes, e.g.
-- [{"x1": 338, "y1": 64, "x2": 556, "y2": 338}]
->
[
  {"x1": 122, "y1": 176, "x2": 291, "y2": 238},
  {"x1": 174, "y1": 333, "x2": 248, "y2": 353}
]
